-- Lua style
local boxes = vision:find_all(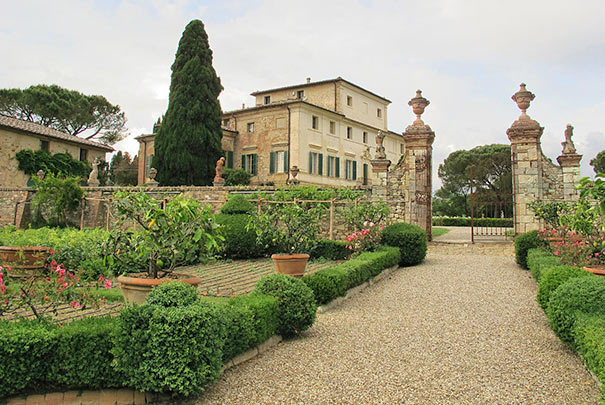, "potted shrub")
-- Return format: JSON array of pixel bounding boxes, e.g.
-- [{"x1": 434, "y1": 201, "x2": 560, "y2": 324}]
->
[
  {"x1": 108, "y1": 191, "x2": 222, "y2": 303},
  {"x1": 251, "y1": 201, "x2": 323, "y2": 277}
]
